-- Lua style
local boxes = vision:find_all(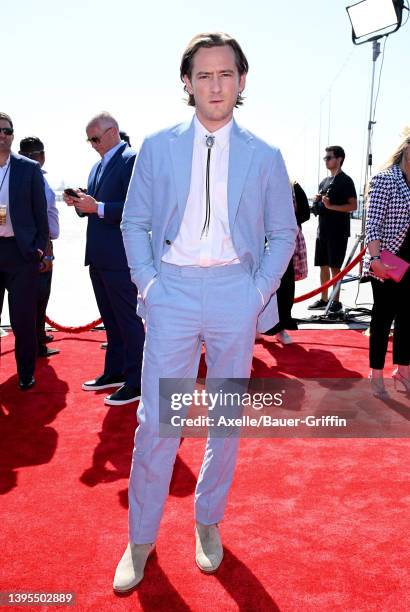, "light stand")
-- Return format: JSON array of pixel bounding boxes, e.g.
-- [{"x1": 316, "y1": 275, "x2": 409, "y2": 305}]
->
[
  {"x1": 358, "y1": 38, "x2": 381, "y2": 264},
  {"x1": 321, "y1": 38, "x2": 381, "y2": 321}
]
